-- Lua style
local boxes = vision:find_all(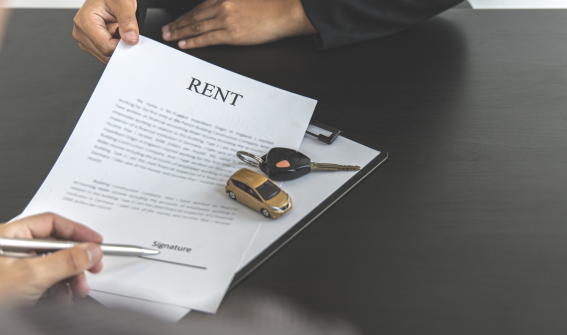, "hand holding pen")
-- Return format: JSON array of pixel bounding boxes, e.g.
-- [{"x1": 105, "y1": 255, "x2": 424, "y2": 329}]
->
[{"x1": 0, "y1": 213, "x2": 105, "y2": 306}]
